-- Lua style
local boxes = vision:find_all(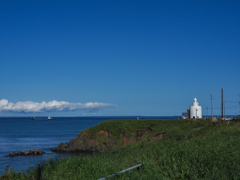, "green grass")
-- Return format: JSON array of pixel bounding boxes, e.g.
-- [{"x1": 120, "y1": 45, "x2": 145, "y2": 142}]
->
[{"x1": 1, "y1": 119, "x2": 240, "y2": 179}]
